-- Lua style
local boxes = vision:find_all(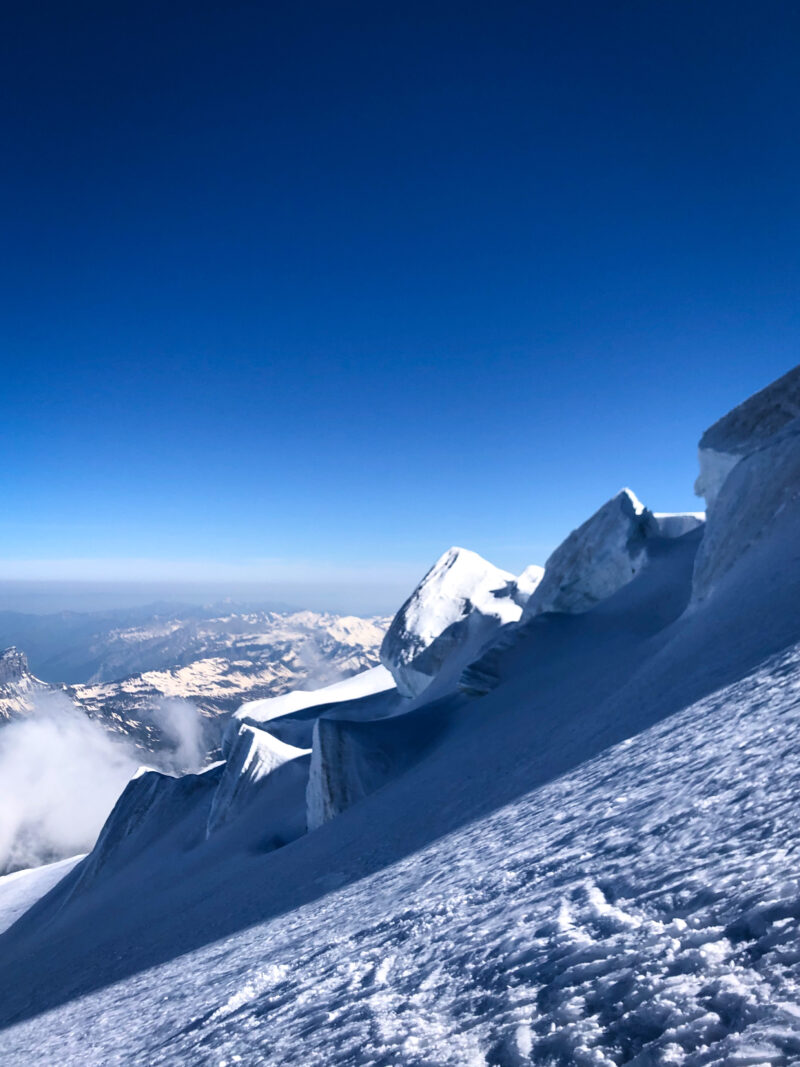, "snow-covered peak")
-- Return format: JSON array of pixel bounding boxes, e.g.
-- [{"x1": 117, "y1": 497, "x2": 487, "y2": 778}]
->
[
  {"x1": 695, "y1": 364, "x2": 800, "y2": 508},
  {"x1": 380, "y1": 546, "x2": 521, "y2": 698},
  {"x1": 524, "y1": 488, "x2": 657, "y2": 618}
]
